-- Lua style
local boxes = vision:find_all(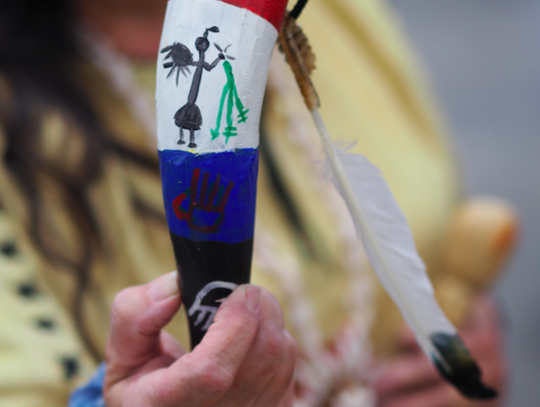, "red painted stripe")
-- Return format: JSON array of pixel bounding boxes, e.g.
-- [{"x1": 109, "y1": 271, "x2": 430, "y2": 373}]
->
[{"x1": 219, "y1": 0, "x2": 288, "y2": 31}]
